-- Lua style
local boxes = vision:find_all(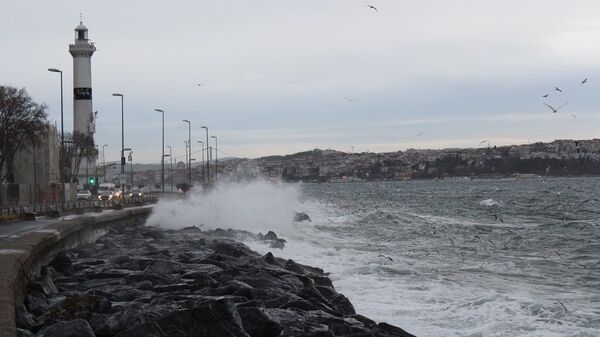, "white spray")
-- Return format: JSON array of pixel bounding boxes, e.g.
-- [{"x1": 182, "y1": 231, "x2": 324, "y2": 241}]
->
[{"x1": 146, "y1": 179, "x2": 303, "y2": 235}]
